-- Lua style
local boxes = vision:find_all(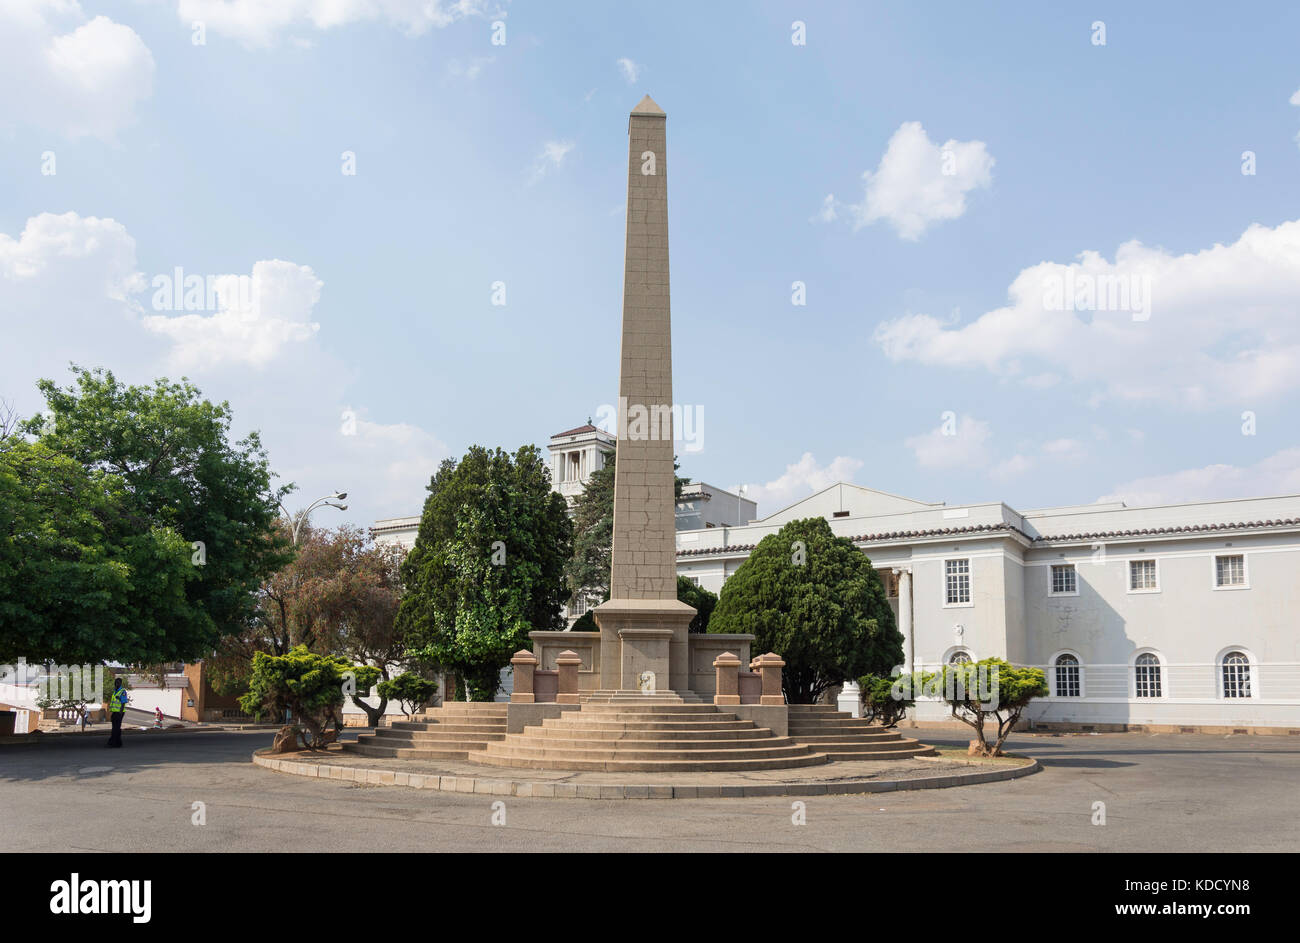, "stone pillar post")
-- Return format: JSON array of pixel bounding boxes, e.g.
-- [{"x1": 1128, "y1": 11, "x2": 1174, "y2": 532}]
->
[
  {"x1": 556, "y1": 650, "x2": 582, "y2": 704},
  {"x1": 509, "y1": 650, "x2": 538, "y2": 703},
  {"x1": 712, "y1": 652, "x2": 741, "y2": 706},
  {"x1": 837, "y1": 679, "x2": 861, "y2": 718},
  {"x1": 895, "y1": 567, "x2": 914, "y2": 670},
  {"x1": 751, "y1": 652, "x2": 786, "y2": 705}
]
